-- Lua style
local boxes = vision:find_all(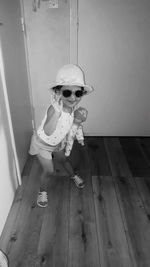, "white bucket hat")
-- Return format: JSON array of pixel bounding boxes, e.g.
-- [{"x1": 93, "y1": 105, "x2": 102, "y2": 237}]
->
[{"x1": 49, "y1": 64, "x2": 94, "y2": 94}]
